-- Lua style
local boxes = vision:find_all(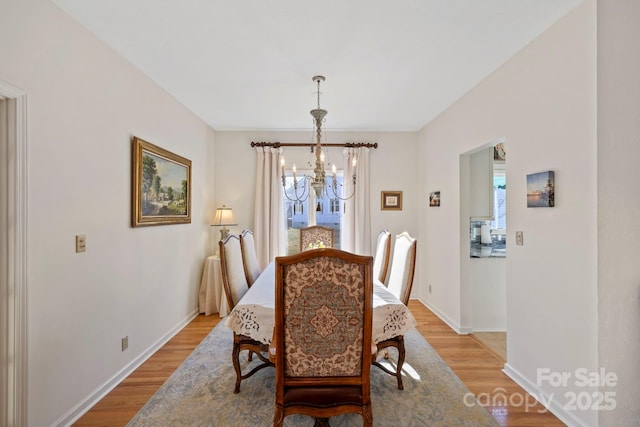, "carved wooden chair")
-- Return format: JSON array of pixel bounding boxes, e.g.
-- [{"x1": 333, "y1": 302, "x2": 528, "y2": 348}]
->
[
  {"x1": 299, "y1": 225, "x2": 334, "y2": 251},
  {"x1": 372, "y1": 229, "x2": 391, "y2": 284},
  {"x1": 273, "y1": 249, "x2": 373, "y2": 427},
  {"x1": 219, "y1": 235, "x2": 273, "y2": 393},
  {"x1": 239, "y1": 229, "x2": 261, "y2": 286},
  {"x1": 372, "y1": 231, "x2": 416, "y2": 390}
]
